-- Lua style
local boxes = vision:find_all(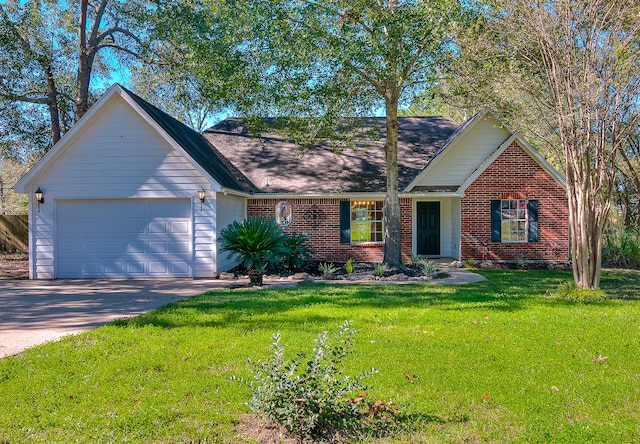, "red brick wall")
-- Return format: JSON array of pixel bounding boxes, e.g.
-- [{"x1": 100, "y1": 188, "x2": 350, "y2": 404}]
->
[
  {"x1": 460, "y1": 142, "x2": 569, "y2": 261},
  {"x1": 247, "y1": 198, "x2": 414, "y2": 263}
]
